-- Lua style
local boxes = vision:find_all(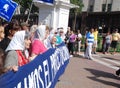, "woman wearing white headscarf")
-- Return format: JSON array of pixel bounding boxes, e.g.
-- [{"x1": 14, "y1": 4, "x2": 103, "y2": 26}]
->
[
  {"x1": 4, "y1": 30, "x2": 31, "y2": 72},
  {"x1": 30, "y1": 25, "x2": 48, "y2": 60}
]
